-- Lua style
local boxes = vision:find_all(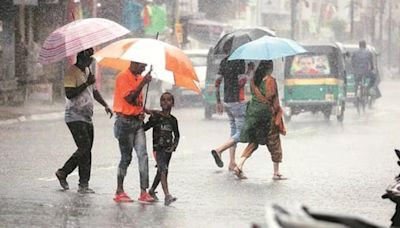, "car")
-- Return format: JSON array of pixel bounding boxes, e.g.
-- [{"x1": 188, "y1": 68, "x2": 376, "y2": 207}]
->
[
  {"x1": 184, "y1": 49, "x2": 208, "y2": 89},
  {"x1": 171, "y1": 49, "x2": 208, "y2": 107}
]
